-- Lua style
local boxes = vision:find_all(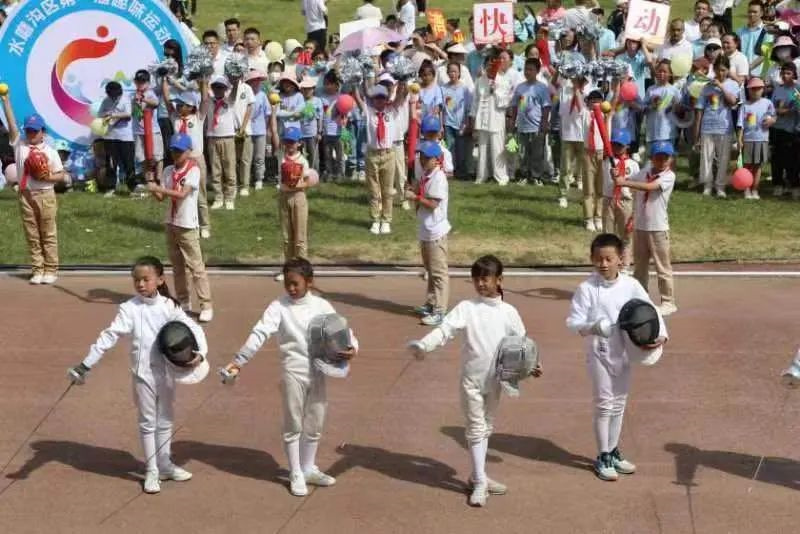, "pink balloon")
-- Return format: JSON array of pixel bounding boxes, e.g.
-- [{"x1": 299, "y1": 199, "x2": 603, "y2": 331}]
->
[
  {"x1": 731, "y1": 167, "x2": 754, "y2": 191},
  {"x1": 335, "y1": 94, "x2": 355, "y2": 116},
  {"x1": 3, "y1": 163, "x2": 17, "y2": 184},
  {"x1": 305, "y1": 168, "x2": 319, "y2": 187},
  {"x1": 619, "y1": 81, "x2": 638, "y2": 102}
]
